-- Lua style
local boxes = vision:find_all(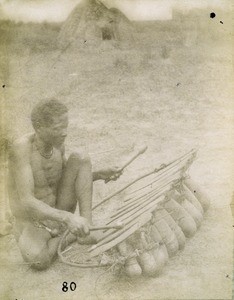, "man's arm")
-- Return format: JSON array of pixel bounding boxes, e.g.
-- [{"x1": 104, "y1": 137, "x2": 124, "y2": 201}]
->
[
  {"x1": 92, "y1": 171, "x2": 101, "y2": 181},
  {"x1": 93, "y1": 167, "x2": 123, "y2": 182},
  {"x1": 60, "y1": 144, "x2": 67, "y2": 168}
]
